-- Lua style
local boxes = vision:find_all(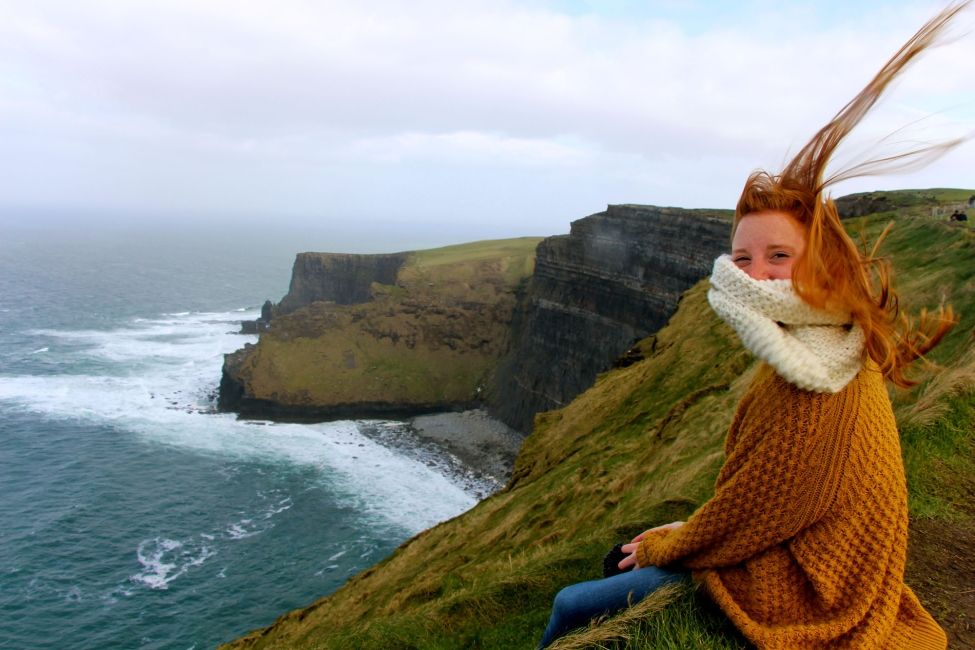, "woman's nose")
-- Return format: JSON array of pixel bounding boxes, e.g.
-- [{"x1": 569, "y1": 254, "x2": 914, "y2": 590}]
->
[{"x1": 746, "y1": 259, "x2": 770, "y2": 280}]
